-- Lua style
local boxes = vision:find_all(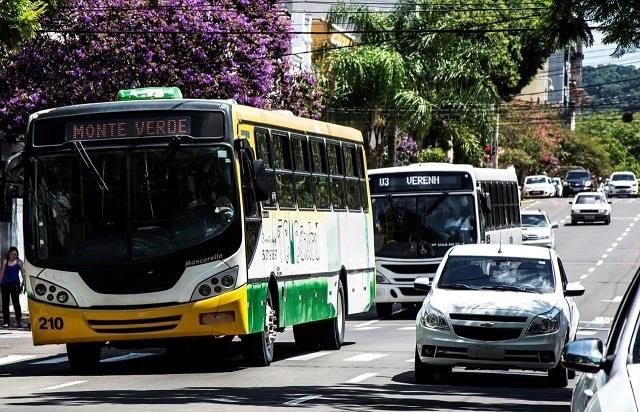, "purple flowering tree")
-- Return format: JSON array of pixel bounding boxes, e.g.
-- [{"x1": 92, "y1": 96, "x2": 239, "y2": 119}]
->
[{"x1": 0, "y1": 0, "x2": 323, "y2": 140}]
